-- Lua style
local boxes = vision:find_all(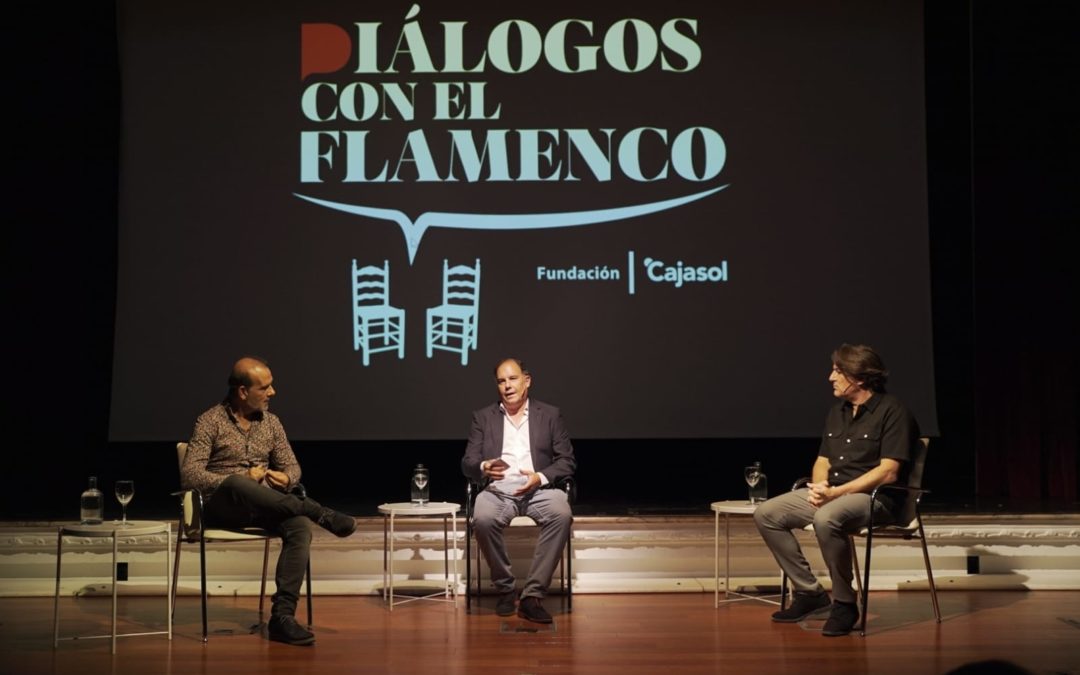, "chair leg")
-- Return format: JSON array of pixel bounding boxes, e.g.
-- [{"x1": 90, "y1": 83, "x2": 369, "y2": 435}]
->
[
  {"x1": 305, "y1": 560, "x2": 314, "y2": 629},
  {"x1": 850, "y1": 537, "x2": 863, "y2": 600},
  {"x1": 779, "y1": 571, "x2": 788, "y2": 610},
  {"x1": 170, "y1": 533, "x2": 182, "y2": 621},
  {"x1": 257, "y1": 539, "x2": 270, "y2": 629},
  {"x1": 916, "y1": 517, "x2": 942, "y2": 623},
  {"x1": 465, "y1": 520, "x2": 473, "y2": 613},
  {"x1": 477, "y1": 531, "x2": 486, "y2": 609},
  {"x1": 566, "y1": 528, "x2": 573, "y2": 612},
  {"x1": 858, "y1": 530, "x2": 873, "y2": 636},
  {"x1": 198, "y1": 537, "x2": 208, "y2": 643}
]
